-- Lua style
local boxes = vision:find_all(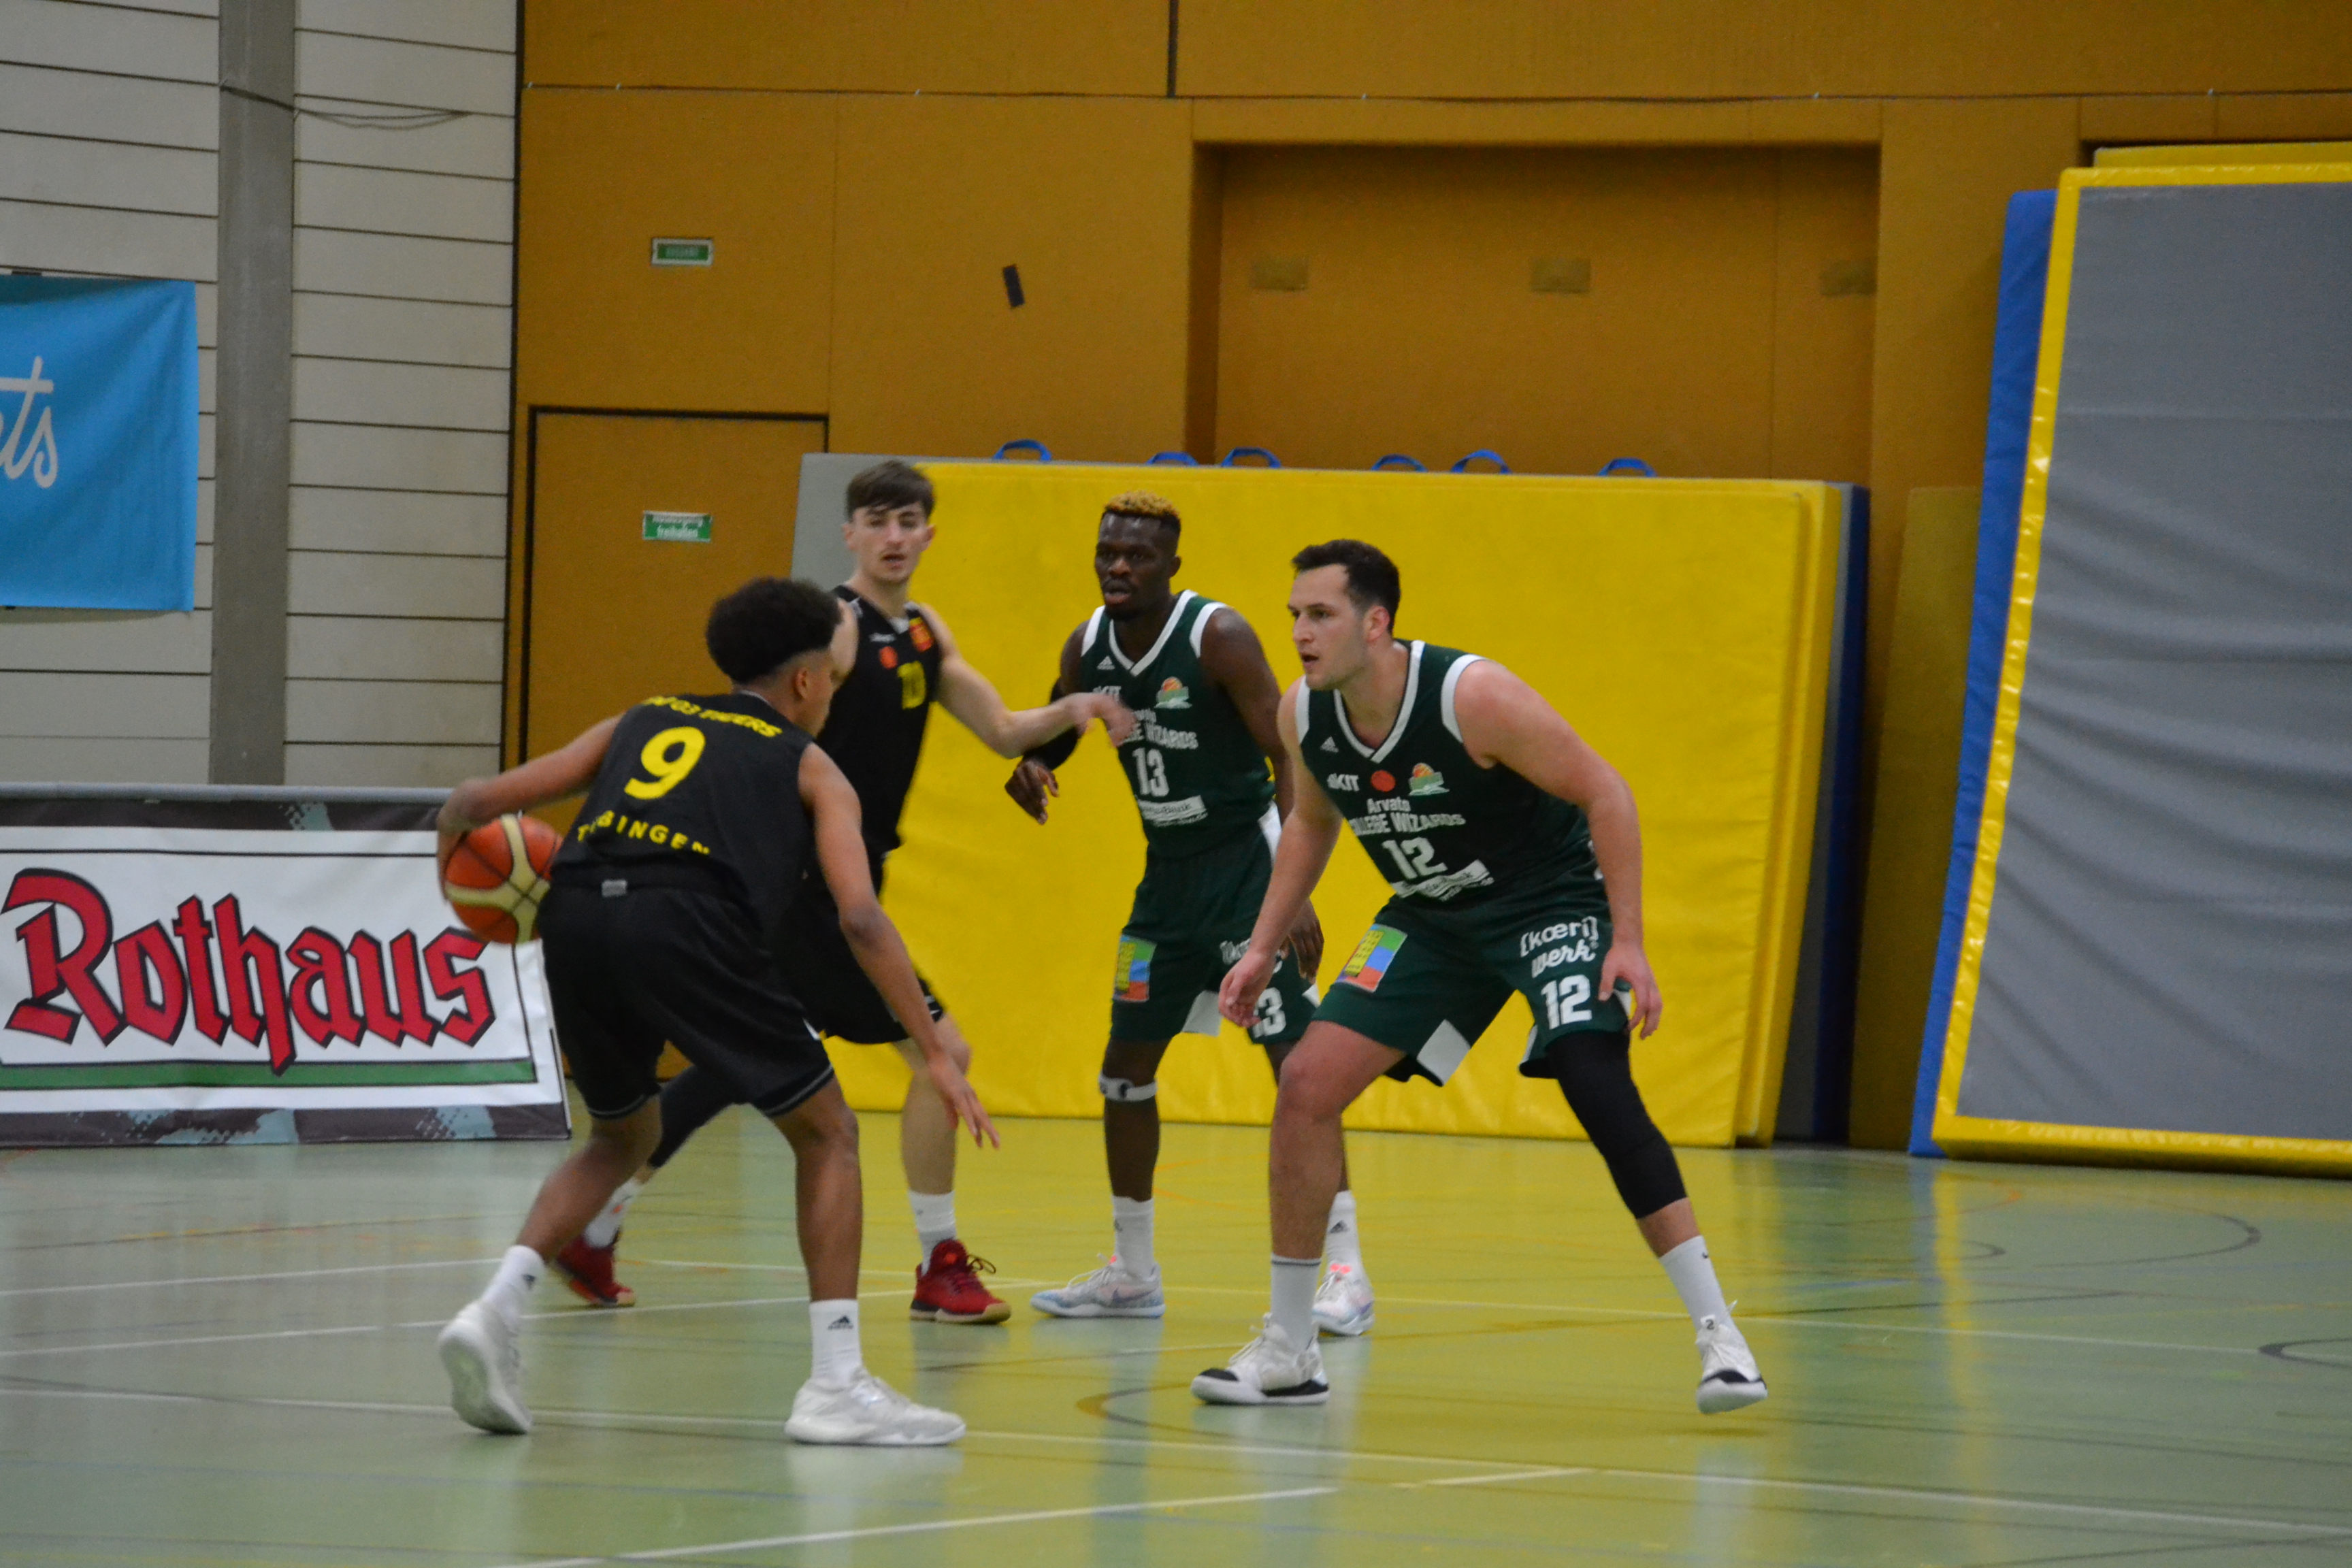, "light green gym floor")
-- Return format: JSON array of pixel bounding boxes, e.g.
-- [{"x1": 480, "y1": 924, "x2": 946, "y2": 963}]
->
[{"x1": 2, "y1": 1103, "x2": 2348, "y2": 1567}]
